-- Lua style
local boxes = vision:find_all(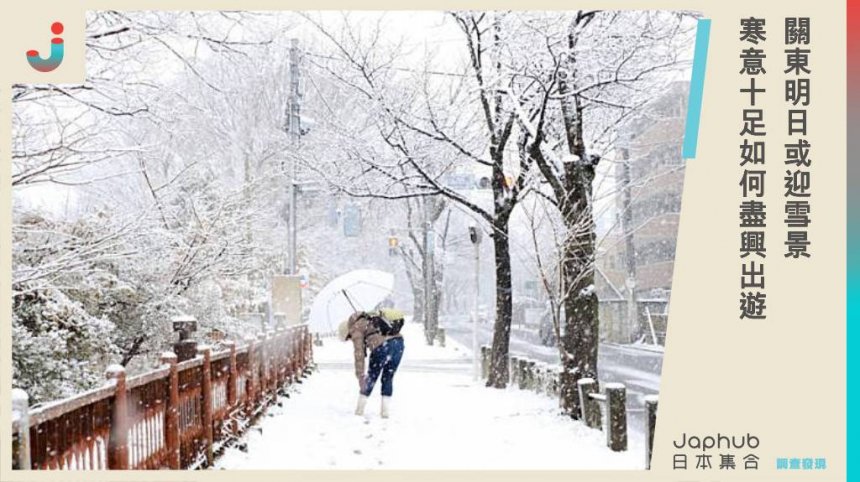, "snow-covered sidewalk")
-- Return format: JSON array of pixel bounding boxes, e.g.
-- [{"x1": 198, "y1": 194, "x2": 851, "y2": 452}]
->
[{"x1": 215, "y1": 322, "x2": 644, "y2": 470}]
